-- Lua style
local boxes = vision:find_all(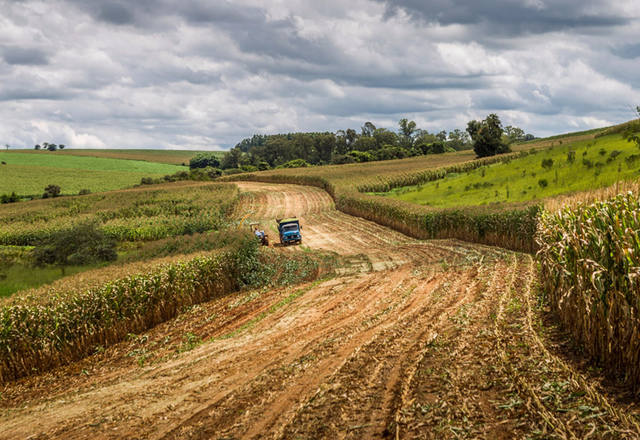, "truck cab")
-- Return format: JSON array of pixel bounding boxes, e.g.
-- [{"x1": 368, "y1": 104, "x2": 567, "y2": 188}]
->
[{"x1": 276, "y1": 218, "x2": 302, "y2": 245}]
